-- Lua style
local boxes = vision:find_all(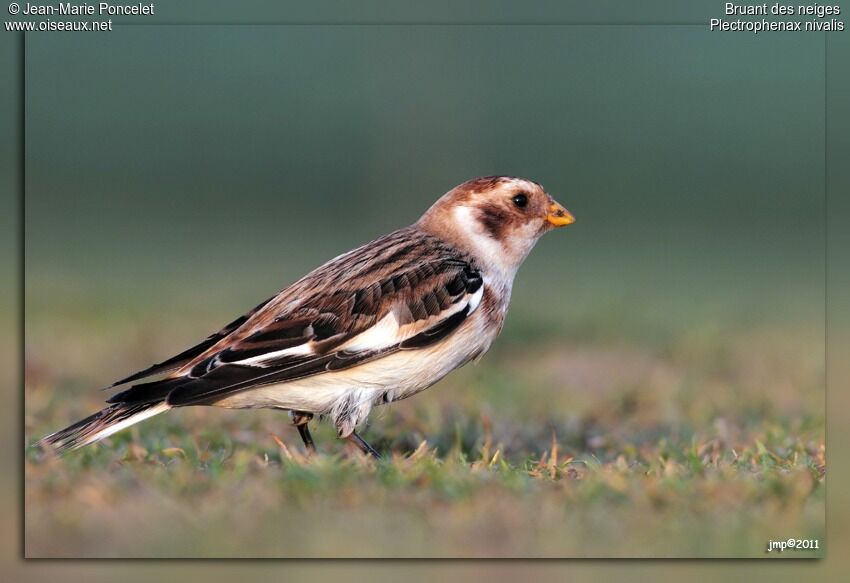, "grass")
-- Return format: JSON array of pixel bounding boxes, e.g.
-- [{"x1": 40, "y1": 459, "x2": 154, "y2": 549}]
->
[{"x1": 24, "y1": 281, "x2": 825, "y2": 557}]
